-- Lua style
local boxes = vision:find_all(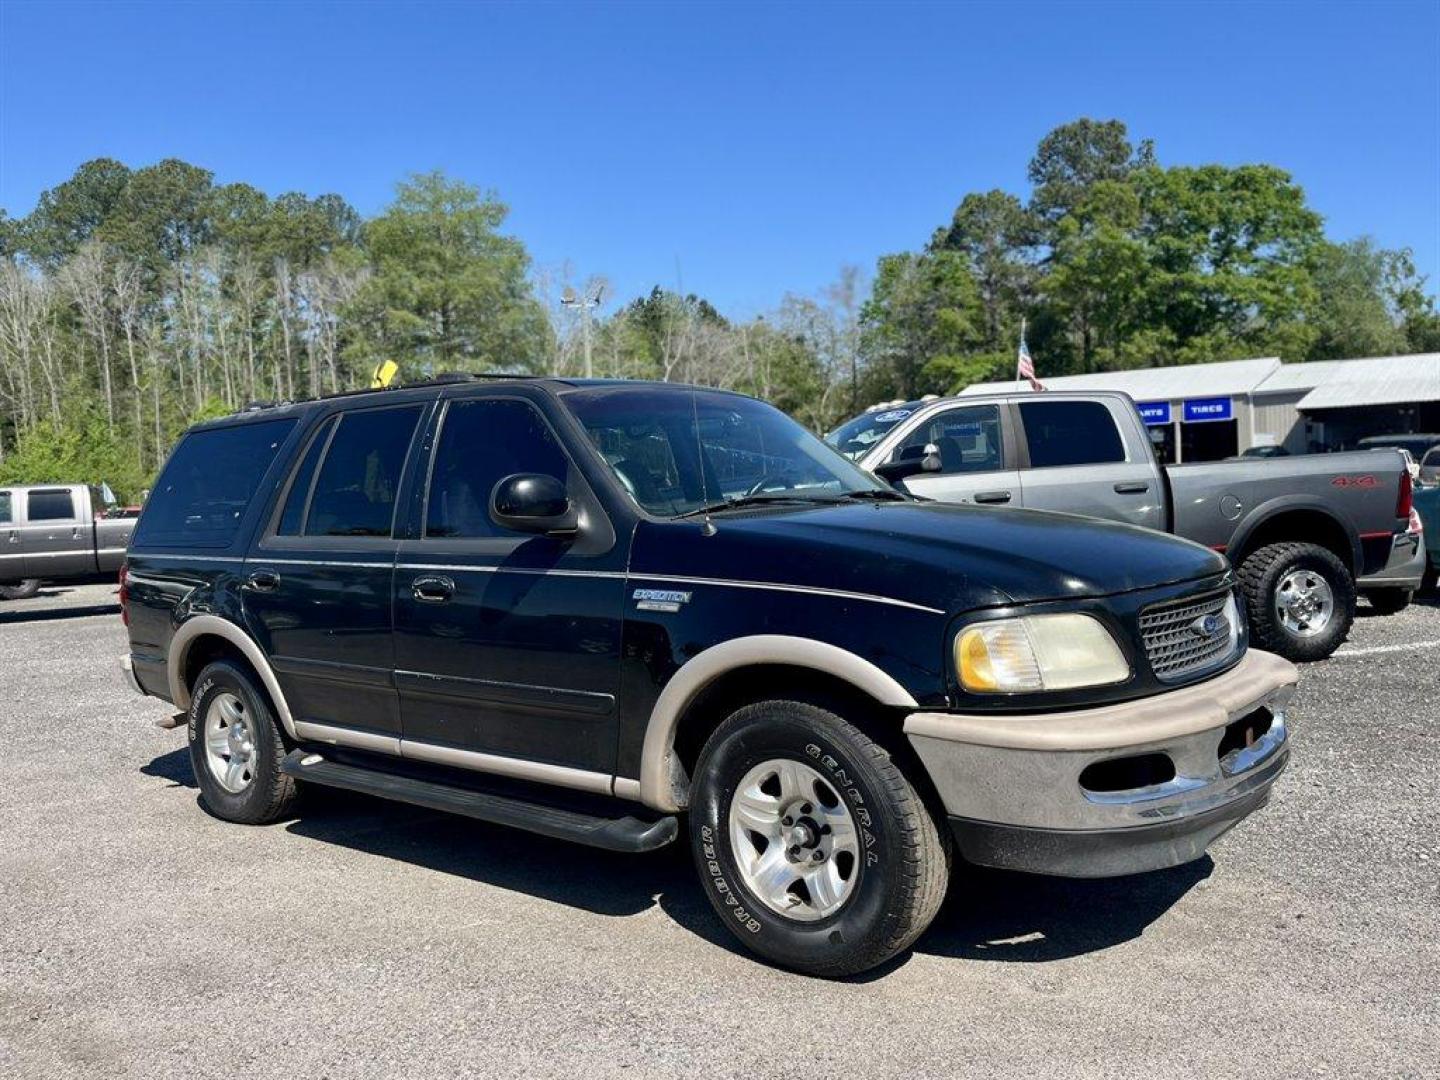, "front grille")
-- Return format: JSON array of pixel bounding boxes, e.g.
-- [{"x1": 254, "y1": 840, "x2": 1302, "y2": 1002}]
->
[{"x1": 1139, "y1": 589, "x2": 1236, "y2": 681}]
